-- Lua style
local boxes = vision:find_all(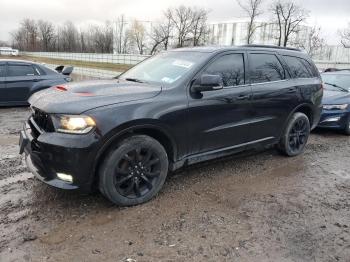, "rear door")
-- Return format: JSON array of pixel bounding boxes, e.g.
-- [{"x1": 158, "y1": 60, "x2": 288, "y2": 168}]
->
[
  {"x1": 5, "y1": 62, "x2": 39, "y2": 103},
  {"x1": 247, "y1": 52, "x2": 299, "y2": 142}
]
